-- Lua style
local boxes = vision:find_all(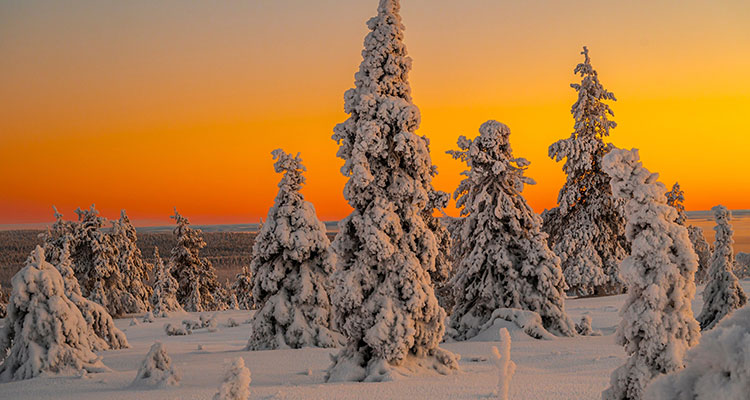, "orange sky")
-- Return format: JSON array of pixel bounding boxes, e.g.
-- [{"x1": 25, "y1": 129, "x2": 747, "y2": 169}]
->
[{"x1": 1, "y1": 0, "x2": 749, "y2": 226}]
